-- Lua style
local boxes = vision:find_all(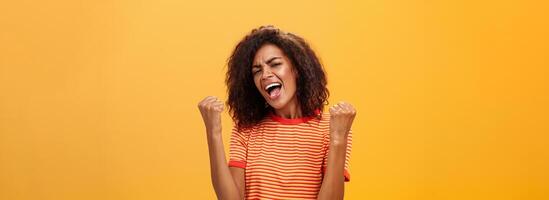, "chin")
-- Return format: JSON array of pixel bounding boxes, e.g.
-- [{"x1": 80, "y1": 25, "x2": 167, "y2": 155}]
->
[
  {"x1": 267, "y1": 102, "x2": 283, "y2": 110},
  {"x1": 265, "y1": 99, "x2": 286, "y2": 110}
]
